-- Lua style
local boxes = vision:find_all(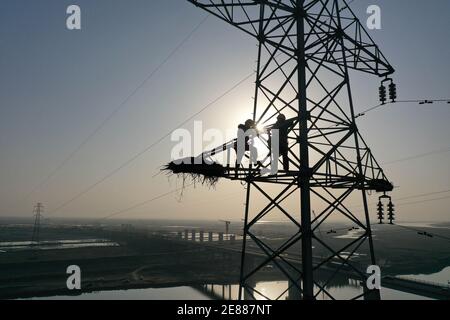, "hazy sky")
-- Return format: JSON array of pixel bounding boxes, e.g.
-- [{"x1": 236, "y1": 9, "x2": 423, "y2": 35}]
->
[{"x1": 0, "y1": 0, "x2": 449, "y2": 222}]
